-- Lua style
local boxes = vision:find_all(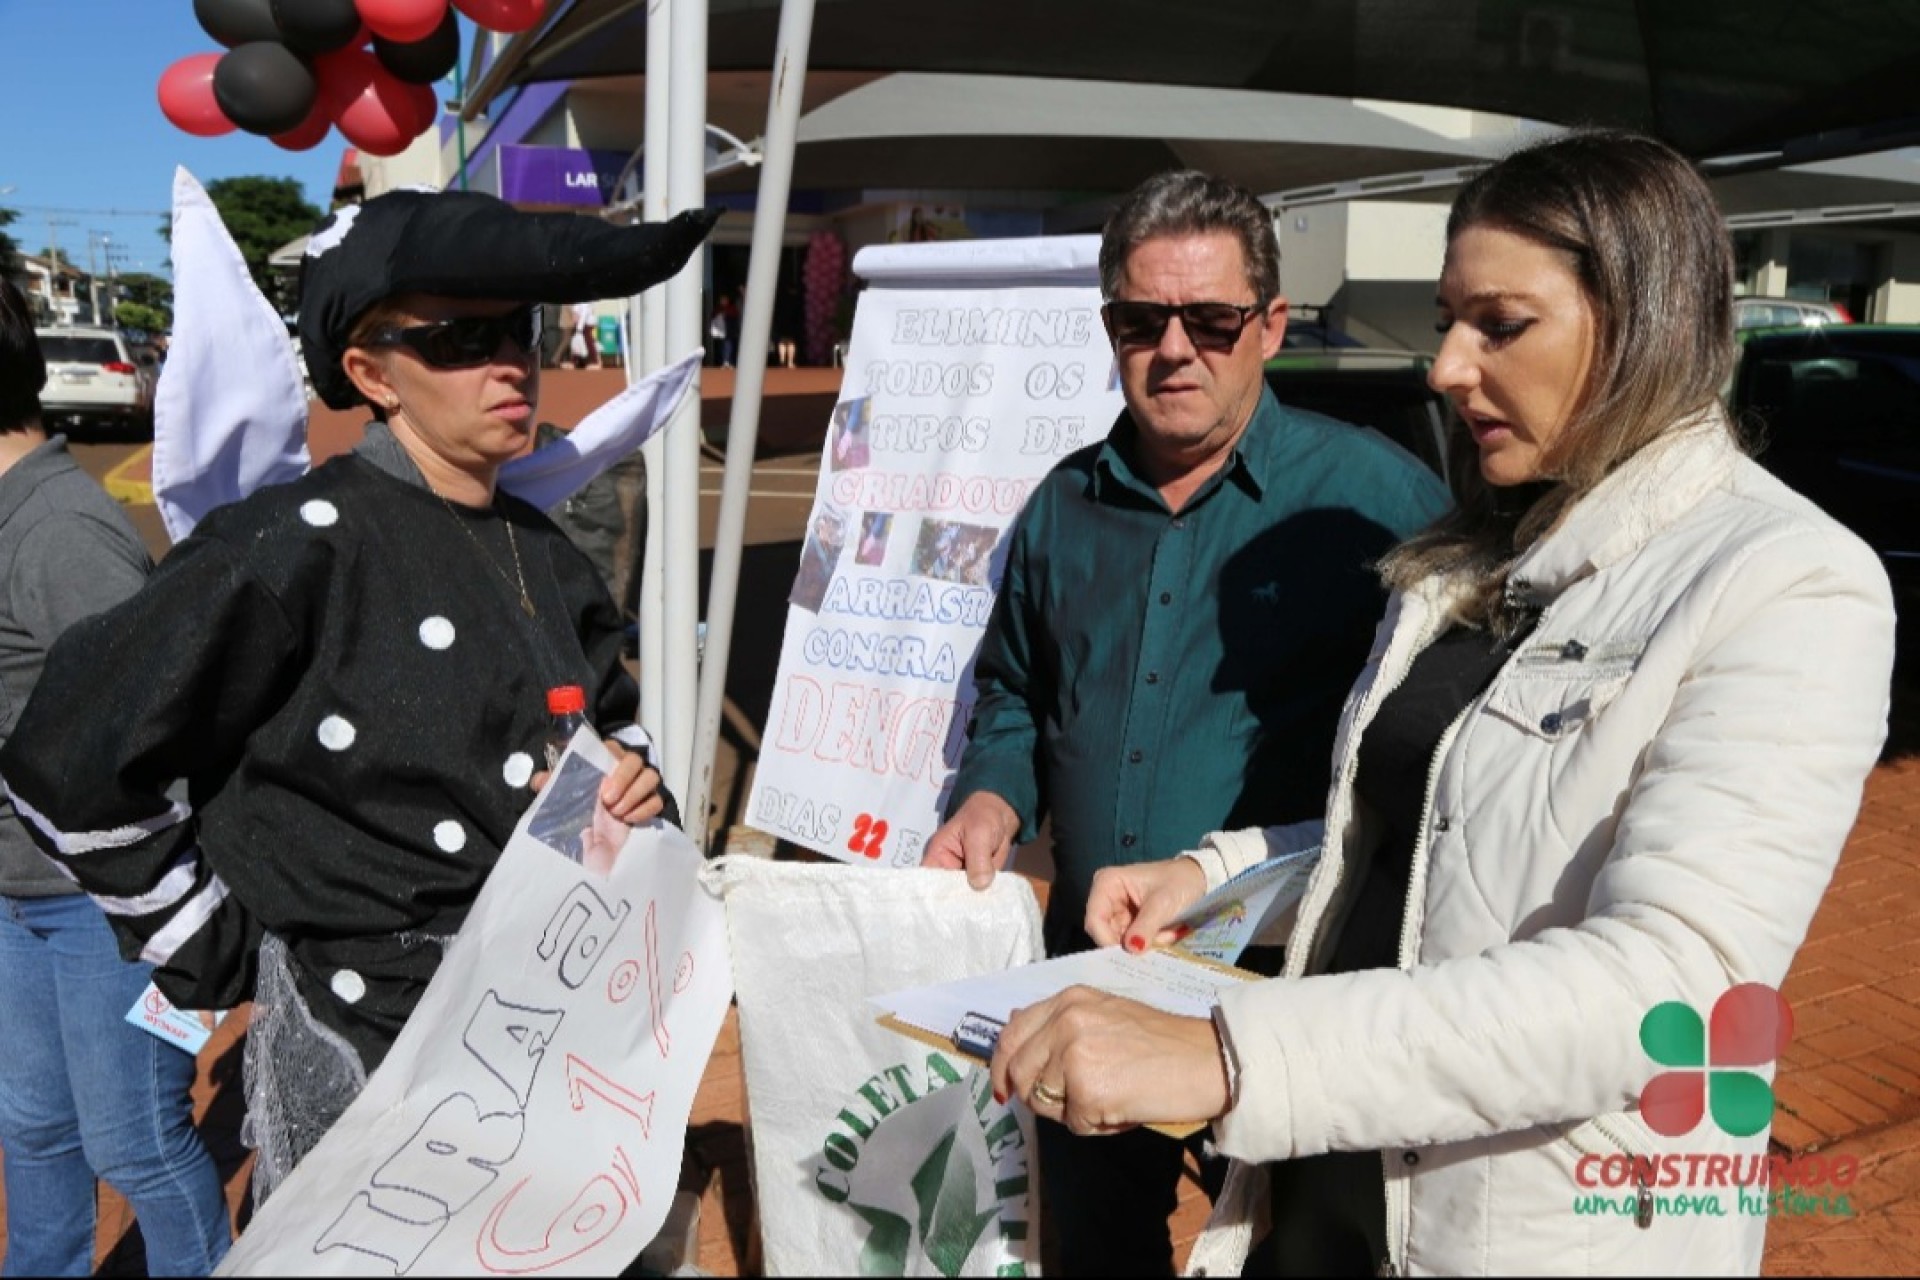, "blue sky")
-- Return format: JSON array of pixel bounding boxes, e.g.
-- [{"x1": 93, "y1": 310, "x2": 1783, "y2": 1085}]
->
[{"x1": 0, "y1": 0, "x2": 397, "y2": 281}]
